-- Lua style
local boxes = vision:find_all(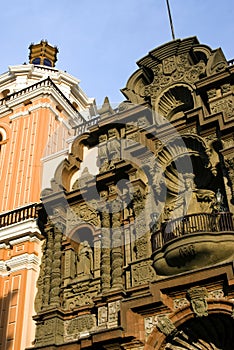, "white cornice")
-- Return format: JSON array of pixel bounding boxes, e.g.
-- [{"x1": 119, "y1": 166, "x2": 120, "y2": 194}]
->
[
  {"x1": 0, "y1": 253, "x2": 40, "y2": 275},
  {"x1": 9, "y1": 101, "x2": 74, "y2": 129},
  {"x1": 0, "y1": 219, "x2": 42, "y2": 243},
  {"x1": 10, "y1": 235, "x2": 41, "y2": 246}
]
